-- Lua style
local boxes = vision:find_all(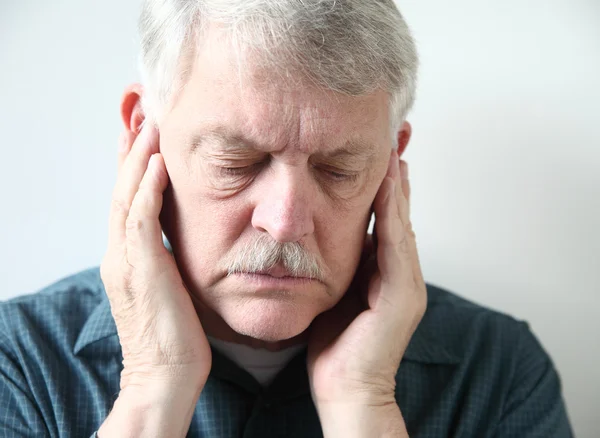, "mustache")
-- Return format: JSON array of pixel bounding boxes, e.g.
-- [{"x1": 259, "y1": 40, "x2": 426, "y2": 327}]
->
[{"x1": 222, "y1": 234, "x2": 326, "y2": 281}]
